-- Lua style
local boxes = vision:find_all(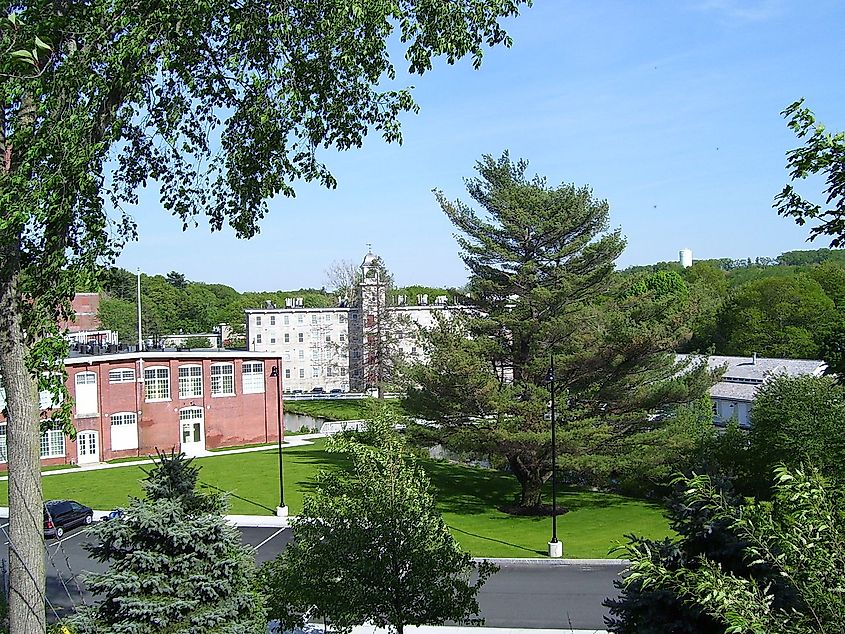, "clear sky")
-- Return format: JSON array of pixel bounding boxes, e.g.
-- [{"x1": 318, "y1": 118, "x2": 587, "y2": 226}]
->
[{"x1": 114, "y1": 0, "x2": 845, "y2": 292}]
